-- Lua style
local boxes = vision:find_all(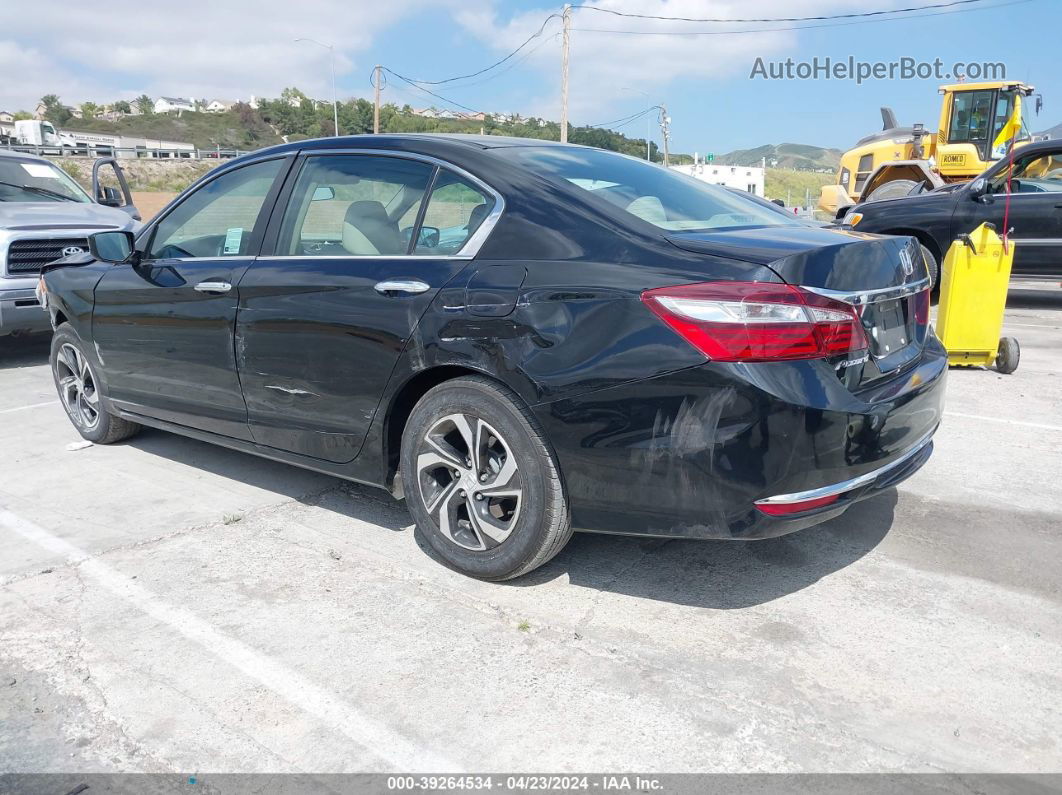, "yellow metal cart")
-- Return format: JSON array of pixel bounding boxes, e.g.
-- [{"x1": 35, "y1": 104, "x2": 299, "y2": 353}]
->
[{"x1": 935, "y1": 222, "x2": 1020, "y2": 374}]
